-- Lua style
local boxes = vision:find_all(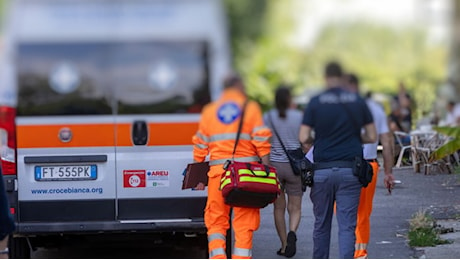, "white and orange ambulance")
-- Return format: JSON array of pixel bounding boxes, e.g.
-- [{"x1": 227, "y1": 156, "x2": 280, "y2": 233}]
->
[{"x1": 0, "y1": 0, "x2": 230, "y2": 257}]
